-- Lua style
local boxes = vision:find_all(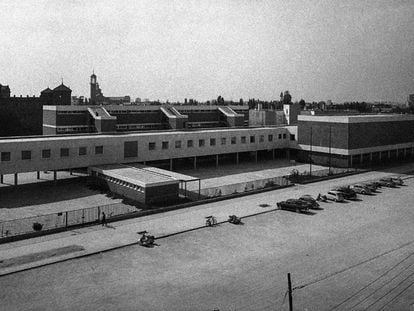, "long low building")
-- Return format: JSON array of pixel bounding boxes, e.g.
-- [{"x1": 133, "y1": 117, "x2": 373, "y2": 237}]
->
[
  {"x1": 0, "y1": 126, "x2": 297, "y2": 183},
  {"x1": 297, "y1": 114, "x2": 414, "y2": 167}
]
